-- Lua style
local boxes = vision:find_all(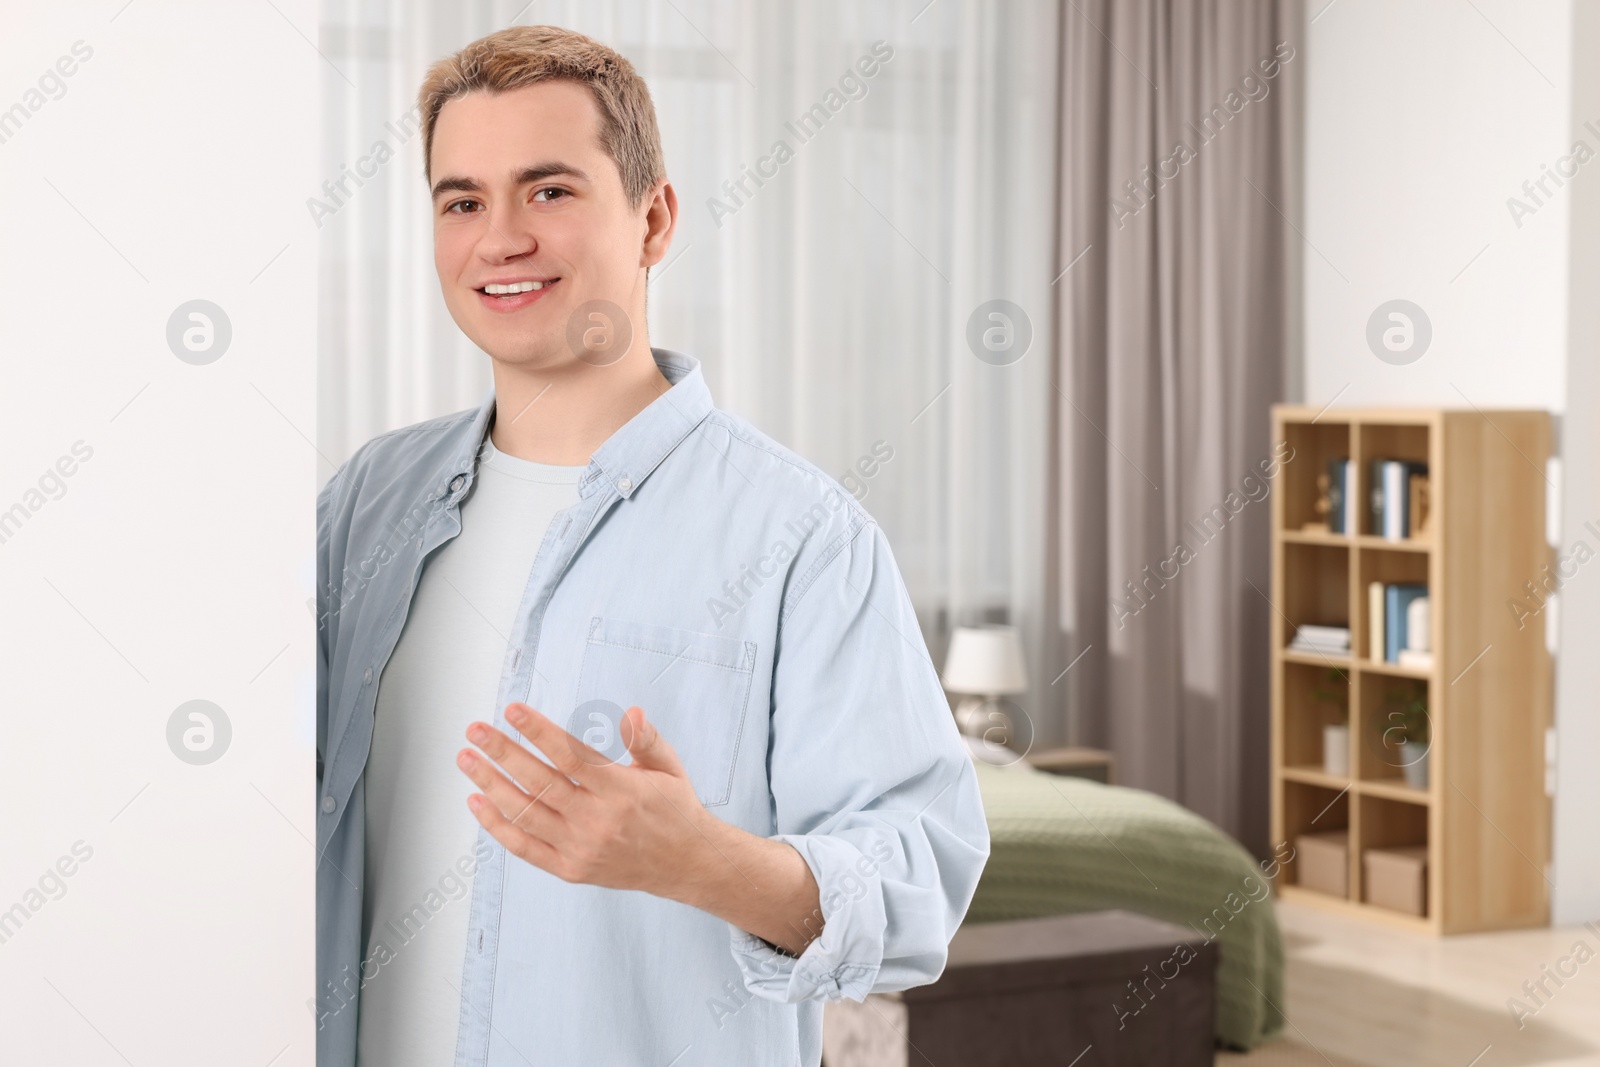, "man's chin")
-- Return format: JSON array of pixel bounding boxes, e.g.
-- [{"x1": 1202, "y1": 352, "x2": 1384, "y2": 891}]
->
[{"x1": 477, "y1": 333, "x2": 582, "y2": 372}]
